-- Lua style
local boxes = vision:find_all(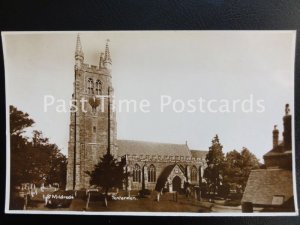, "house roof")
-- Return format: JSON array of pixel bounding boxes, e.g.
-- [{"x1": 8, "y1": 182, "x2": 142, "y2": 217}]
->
[
  {"x1": 264, "y1": 141, "x2": 292, "y2": 158},
  {"x1": 242, "y1": 169, "x2": 294, "y2": 206},
  {"x1": 117, "y1": 139, "x2": 192, "y2": 157},
  {"x1": 264, "y1": 150, "x2": 292, "y2": 158},
  {"x1": 190, "y1": 150, "x2": 207, "y2": 159}
]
